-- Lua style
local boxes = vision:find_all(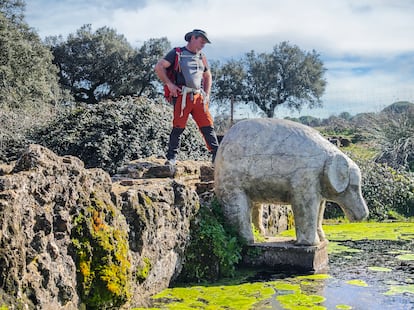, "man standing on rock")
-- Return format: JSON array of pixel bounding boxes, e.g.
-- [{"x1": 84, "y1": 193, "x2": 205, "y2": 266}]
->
[{"x1": 155, "y1": 29, "x2": 219, "y2": 167}]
